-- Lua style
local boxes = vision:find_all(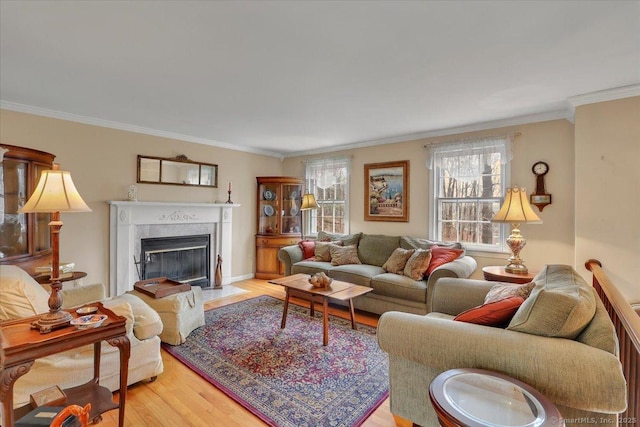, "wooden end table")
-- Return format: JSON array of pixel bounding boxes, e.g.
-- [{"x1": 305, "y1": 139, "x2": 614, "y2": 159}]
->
[
  {"x1": 429, "y1": 368, "x2": 564, "y2": 427},
  {"x1": 482, "y1": 266, "x2": 537, "y2": 284},
  {"x1": 0, "y1": 303, "x2": 130, "y2": 427},
  {"x1": 269, "y1": 274, "x2": 373, "y2": 346}
]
